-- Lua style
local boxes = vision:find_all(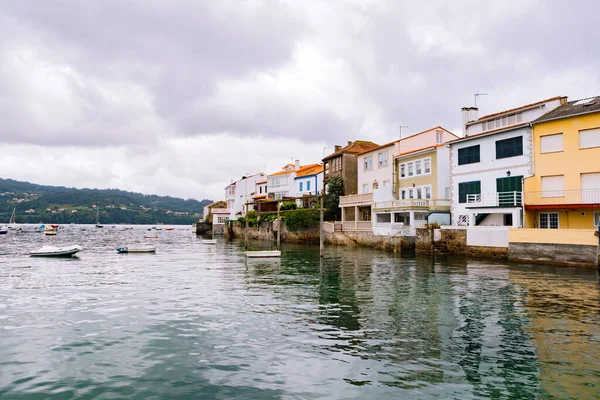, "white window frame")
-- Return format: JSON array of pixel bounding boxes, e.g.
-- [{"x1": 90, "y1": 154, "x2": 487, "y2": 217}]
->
[
  {"x1": 594, "y1": 211, "x2": 600, "y2": 226},
  {"x1": 424, "y1": 159, "x2": 431, "y2": 174},
  {"x1": 364, "y1": 156, "x2": 373, "y2": 171},
  {"x1": 579, "y1": 128, "x2": 600, "y2": 149},
  {"x1": 540, "y1": 133, "x2": 564, "y2": 154},
  {"x1": 436, "y1": 132, "x2": 443, "y2": 144},
  {"x1": 539, "y1": 212, "x2": 559, "y2": 229},
  {"x1": 378, "y1": 152, "x2": 388, "y2": 167},
  {"x1": 399, "y1": 157, "x2": 432, "y2": 180},
  {"x1": 408, "y1": 163, "x2": 414, "y2": 176},
  {"x1": 425, "y1": 186, "x2": 431, "y2": 199},
  {"x1": 415, "y1": 160, "x2": 422, "y2": 175}
]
